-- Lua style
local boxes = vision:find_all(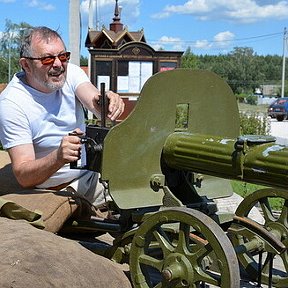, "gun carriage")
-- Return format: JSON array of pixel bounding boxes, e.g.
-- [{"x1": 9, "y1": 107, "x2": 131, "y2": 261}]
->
[{"x1": 67, "y1": 69, "x2": 287, "y2": 287}]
